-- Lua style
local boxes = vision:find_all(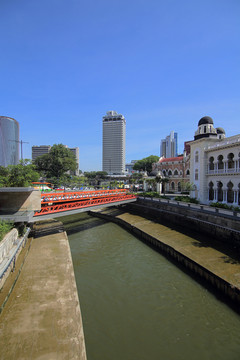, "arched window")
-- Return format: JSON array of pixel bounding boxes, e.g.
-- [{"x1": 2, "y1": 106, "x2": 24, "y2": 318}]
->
[
  {"x1": 217, "y1": 155, "x2": 224, "y2": 170},
  {"x1": 227, "y1": 153, "x2": 234, "y2": 169},
  {"x1": 163, "y1": 170, "x2": 166, "y2": 176},
  {"x1": 171, "y1": 182, "x2": 175, "y2": 190},
  {"x1": 168, "y1": 170, "x2": 172, "y2": 177},
  {"x1": 209, "y1": 181, "x2": 214, "y2": 201},
  {"x1": 209, "y1": 156, "x2": 214, "y2": 171},
  {"x1": 227, "y1": 181, "x2": 234, "y2": 203},
  {"x1": 238, "y1": 184, "x2": 240, "y2": 206},
  {"x1": 217, "y1": 181, "x2": 223, "y2": 202},
  {"x1": 179, "y1": 170, "x2": 183, "y2": 176},
  {"x1": 204, "y1": 126, "x2": 207, "y2": 133},
  {"x1": 195, "y1": 151, "x2": 199, "y2": 163},
  {"x1": 195, "y1": 169, "x2": 198, "y2": 181},
  {"x1": 178, "y1": 182, "x2": 181, "y2": 192},
  {"x1": 186, "y1": 169, "x2": 190, "y2": 176},
  {"x1": 174, "y1": 169, "x2": 178, "y2": 176}
]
